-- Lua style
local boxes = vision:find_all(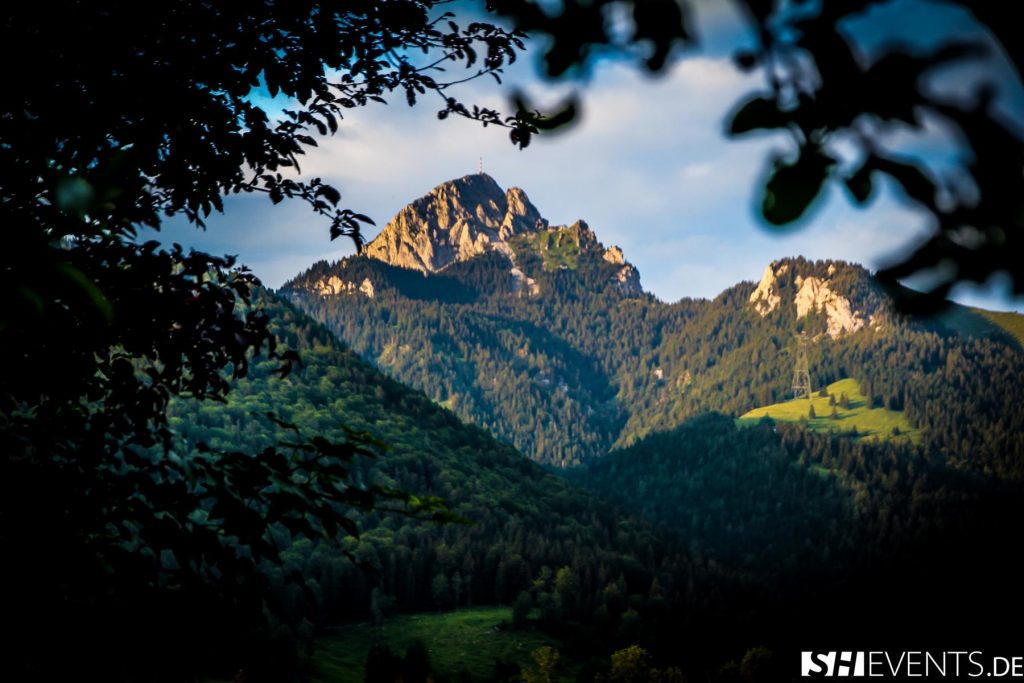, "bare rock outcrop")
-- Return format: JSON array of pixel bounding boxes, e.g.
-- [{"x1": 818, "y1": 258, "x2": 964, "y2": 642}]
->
[
  {"x1": 510, "y1": 267, "x2": 540, "y2": 297},
  {"x1": 603, "y1": 245, "x2": 626, "y2": 265},
  {"x1": 749, "y1": 260, "x2": 874, "y2": 339},
  {"x1": 794, "y1": 276, "x2": 864, "y2": 338},
  {"x1": 314, "y1": 275, "x2": 375, "y2": 299},
  {"x1": 612, "y1": 263, "x2": 643, "y2": 296},
  {"x1": 323, "y1": 174, "x2": 646, "y2": 299},
  {"x1": 749, "y1": 264, "x2": 782, "y2": 316},
  {"x1": 364, "y1": 174, "x2": 545, "y2": 272}
]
